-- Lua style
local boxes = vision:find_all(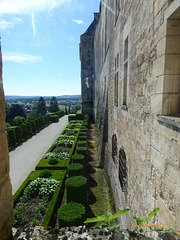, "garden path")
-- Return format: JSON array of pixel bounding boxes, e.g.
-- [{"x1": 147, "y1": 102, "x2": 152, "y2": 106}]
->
[{"x1": 9, "y1": 115, "x2": 68, "y2": 195}]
